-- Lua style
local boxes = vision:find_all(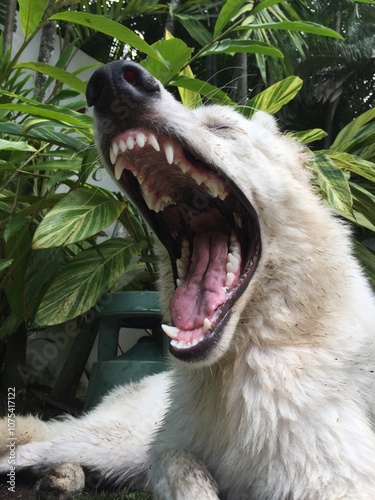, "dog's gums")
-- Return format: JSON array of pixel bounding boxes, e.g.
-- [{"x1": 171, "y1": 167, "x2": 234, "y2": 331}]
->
[{"x1": 106, "y1": 127, "x2": 261, "y2": 360}]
